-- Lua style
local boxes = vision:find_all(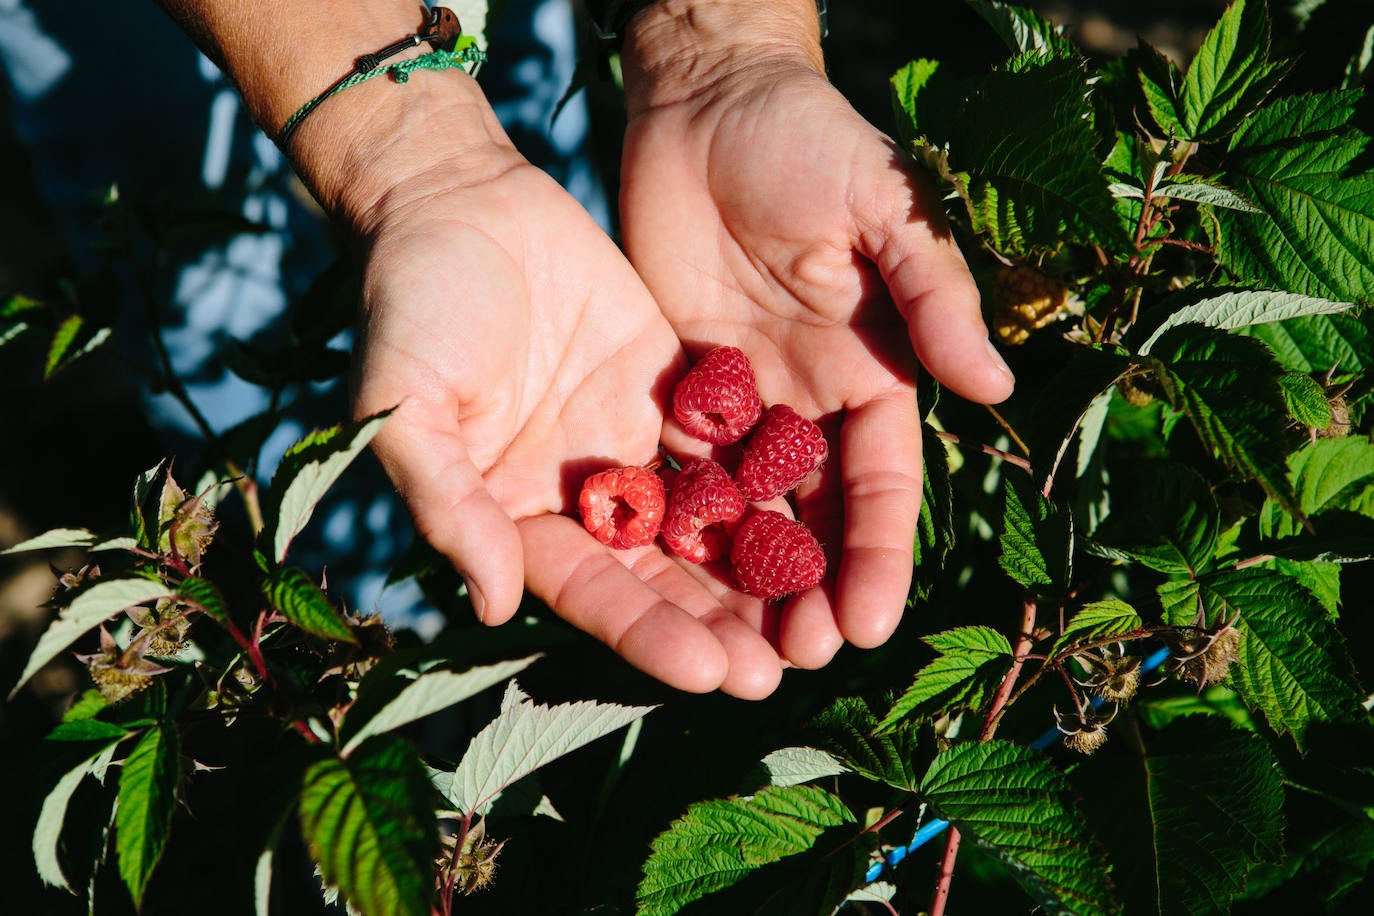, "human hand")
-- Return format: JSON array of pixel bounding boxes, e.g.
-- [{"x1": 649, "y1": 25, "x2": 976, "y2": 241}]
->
[
  {"x1": 332, "y1": 87, "x2": 786, "y2": 699},
  {"x1": 619, "y1": 0, "x2": 1016, "y2": 668}
]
